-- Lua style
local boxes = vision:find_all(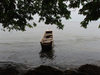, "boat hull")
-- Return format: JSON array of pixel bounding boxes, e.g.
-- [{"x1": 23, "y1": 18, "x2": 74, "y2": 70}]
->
[
  {"x1": 40, "y1": 42, "x2": 53, "y2": 50},
  {"x1": 40, "y1": 30, "x2": 53, "y2": 51}
]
